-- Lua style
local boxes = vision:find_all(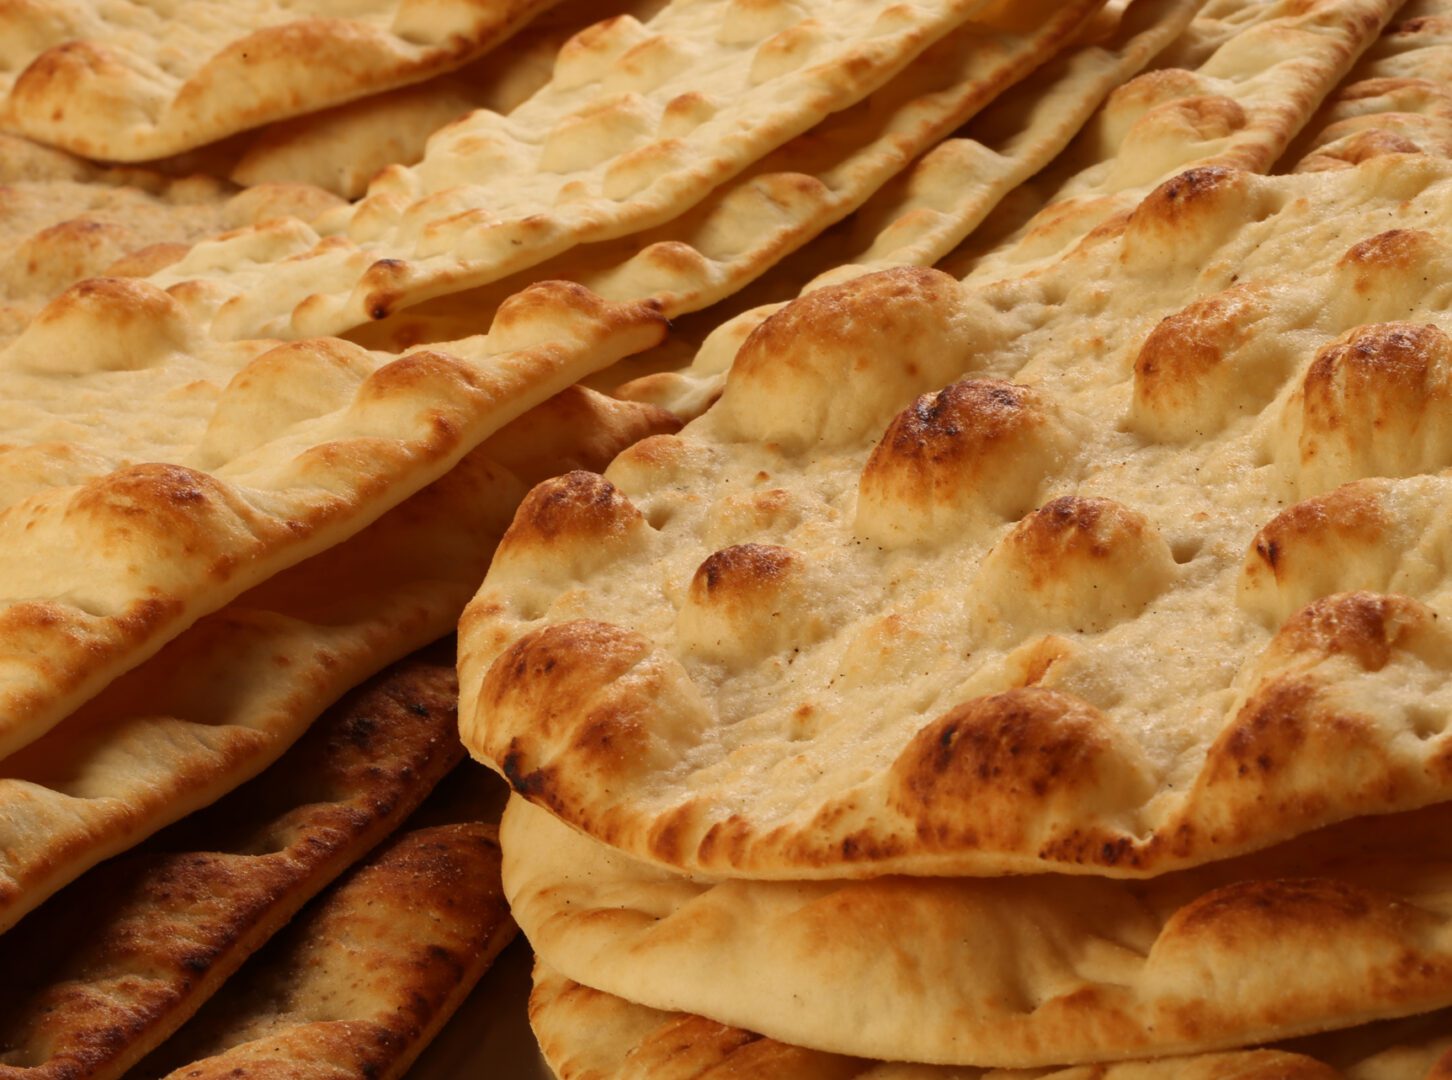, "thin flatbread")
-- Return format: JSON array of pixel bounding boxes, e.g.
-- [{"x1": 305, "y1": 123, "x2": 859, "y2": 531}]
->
[
  {"x1": 0, "y1": 0, "x2": 562, "y2": 160},
  {"x1": 507, "y1": 794, "x2": 1452, "y2": 1067},
  {"x1": 620, "y1": 0, "x2": 1397, "y2": 420},
  {"x1": 149, "y1": 0, "x2": 1008, "y2": 342},
  {"x1": 0, "y1": 276, "x2": 663, "y2": 765},
  {"x1": 1287, "y1": 0, "x2": 1452, "y2": 172},
  {"x1": 0, "y1": 649, "x2": 464, "y2": 1080},
  {"x1": 0, "y1": 387, "x2": 676, "y2": 932},
  {"x1": 221, "y1": 0, "x2": 670, "y2": 199},
  {"x1": 613, "y1": 0, "x2": 1205, "y2": 418},
  {"x1": 340, "y1": 0, "x2": 1107, "y2": 354},
  {"x1": 138, "y1": 821, "x2": 516, "y2": 1080},
  {"x1": 933, "y1": 0, "x2": 1394, "y2": 288},
  {"x1": 461, "y1": 154, "x2": 1452, "y2": 880},
  {"x1": 0, "y1": 162, "x2": 342, "y2": 344},
  {"x1": 529, "y1": 963, "x2": 1452, "y2": 1079}
]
